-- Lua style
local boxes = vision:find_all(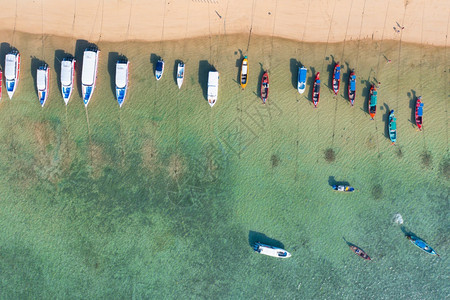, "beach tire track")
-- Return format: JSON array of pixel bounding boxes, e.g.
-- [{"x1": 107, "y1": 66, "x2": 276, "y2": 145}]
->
[
  {"x1": 41, "y1": 0, "x2": 45, "y2": 60},
  {"x1": 246, "y1": 0, "x2": 256, "y2": 53},
  {"x1": 160, "y1": 0, "x2": 167, "y2": 56},
  {"x1": 126, "y1": 0, "x2": 133, "y2": 40},
  {"x1": 88, "y1": 0, "x2": 102, "y2": 42}
]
